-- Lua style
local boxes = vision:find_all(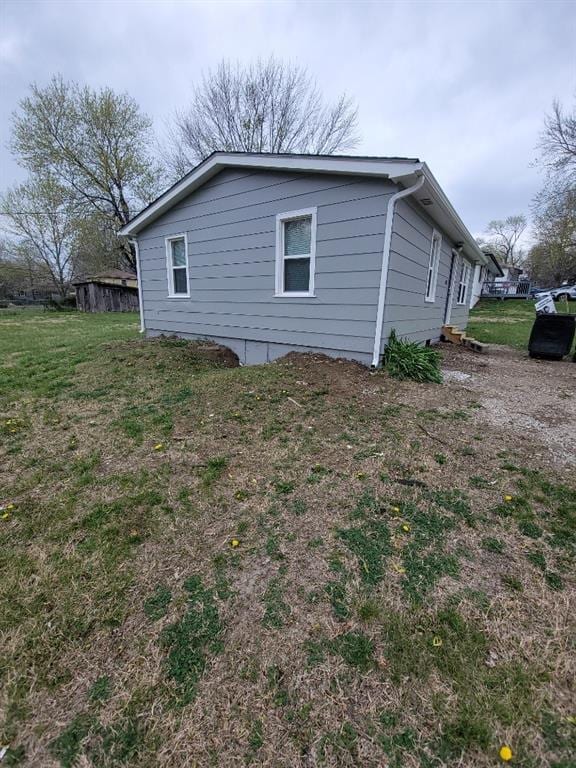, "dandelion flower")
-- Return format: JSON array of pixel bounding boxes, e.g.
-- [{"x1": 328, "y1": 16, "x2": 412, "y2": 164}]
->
[
  {"x1": 432, "y1": 636, "x2": 443, "y2": 647},
  {"x1": 2, "y1": 512, "x2": 10, "y2": 520},
  {"x1": 154, "y1": 443, "x2": 164, "y2": 451},
  {"x1": 499, "y1": 745, "x2": 512, "y2": 762},
  {"x1": 391, "y1": 506, "x2": 401, "y2": 513},
  {"x1": 230, "y1": 539, "x2": 240, "y2": 548},
  {"x1": 402, "y1": 524, "x2": 411, "y2": 532},
  {"x1": 504, "y1": 495, "x2": 513, "y2": 502}
]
